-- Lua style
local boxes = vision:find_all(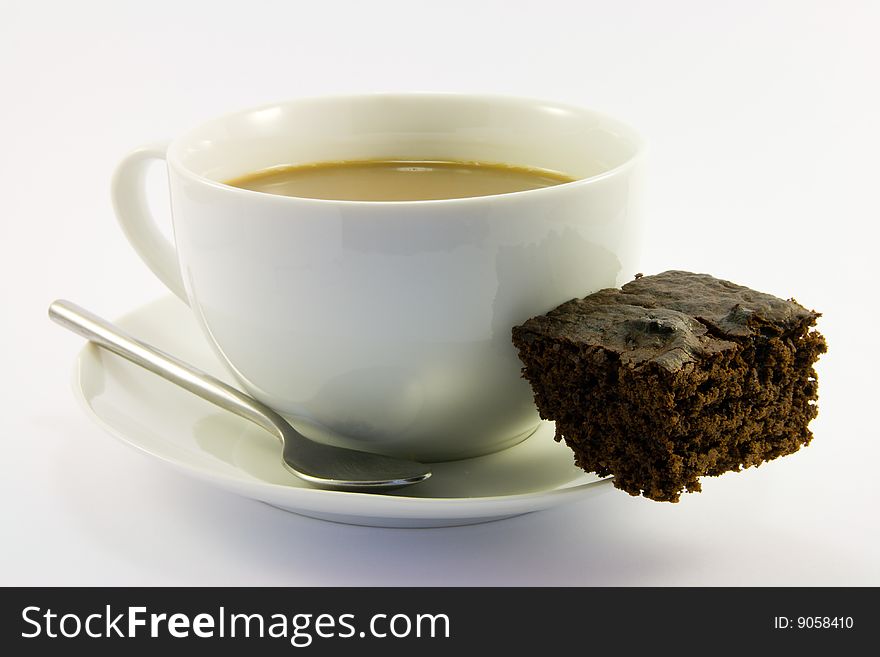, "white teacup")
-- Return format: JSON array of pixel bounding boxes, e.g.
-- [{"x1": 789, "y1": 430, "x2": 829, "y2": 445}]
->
[{"x1": 112, "y1": 94, "x2": 643, "y2": 461}]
